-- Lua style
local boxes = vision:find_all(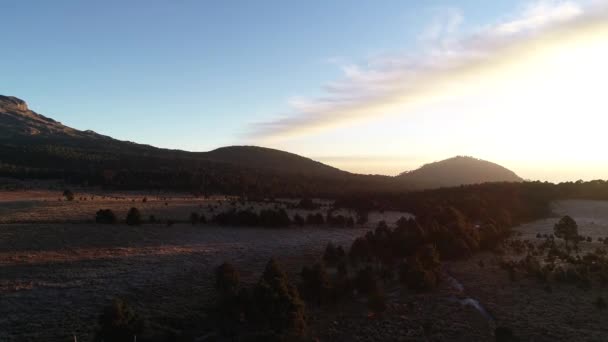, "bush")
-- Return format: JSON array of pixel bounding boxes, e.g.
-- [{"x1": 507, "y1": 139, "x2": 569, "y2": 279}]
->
[
  {"x1": 216, "y1": 262, "x2": 240, "y2": 296},
  {"x1": 96, "y1": 209, "x2": 117, "y2": 224},
  {"x1": 97, "y1": 298, "x2": 144, "y2": 342},
  {"x1": 306, "y1": 213, "x2": 324, "y2": 225},
  {"x1": 215, "y1": 209, "x2": 291, "y2": 228},
  {"x1": 356, "y1": 210, "x2": 369, "y2": 225},
  {"x1": 190, "y1": 212, "x2": 200, "y2": 225},
  {"x1": 63, "y1": 189, "x2": 74, "y2": 201},
  {"x1": 297, "y1": 198, "x2": 319, "y2": 210},
  {"x1": 125, "y1": 207, "x2": 142, "y2": 226},
  {"x1": 293, "y1": 213, "x2": 305, "y2": 226}
]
